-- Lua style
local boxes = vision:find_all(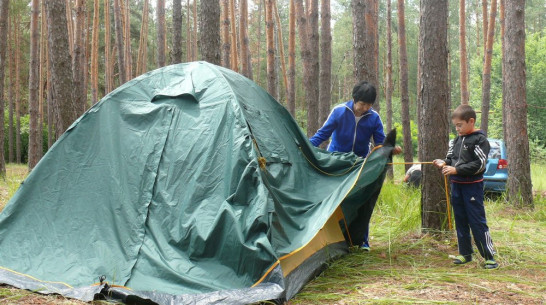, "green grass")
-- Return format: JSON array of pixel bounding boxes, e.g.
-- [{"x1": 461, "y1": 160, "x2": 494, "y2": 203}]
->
[
  {"x1": 0, "y1": 161, "x2": 545, "y2": 304},
  {"x1": 292, "y1": 157, "x2": 546, "y2": 304}
]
